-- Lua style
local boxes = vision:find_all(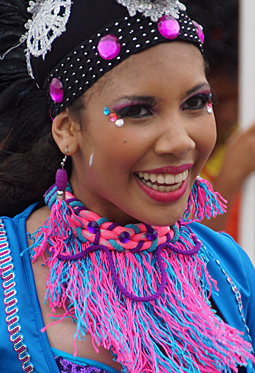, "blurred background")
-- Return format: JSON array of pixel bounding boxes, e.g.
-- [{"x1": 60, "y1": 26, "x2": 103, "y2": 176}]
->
[{"x1": 183, "y1": 0, "x2": 255, "y2": 264}]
